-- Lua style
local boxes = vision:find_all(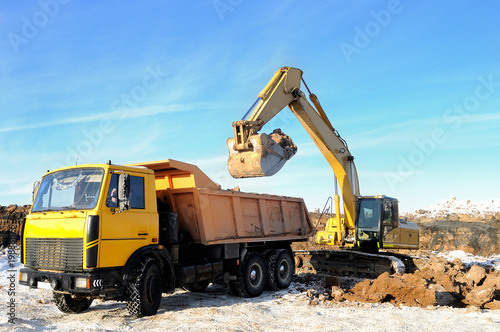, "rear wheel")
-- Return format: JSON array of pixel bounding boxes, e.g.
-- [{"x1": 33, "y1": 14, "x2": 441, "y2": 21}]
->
[
  {"x1": 267, "y1": 249, "x2": 294, "y2": 290},
  {"x1": 53, "y1": 292, "x2": 93, "y2": 314},
  {"x1": 230, "y1": 252, "x2": 267, "y2": 298},
  {"x1": 126, "y1": 258, "x2": 163, "y2": 318}
]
